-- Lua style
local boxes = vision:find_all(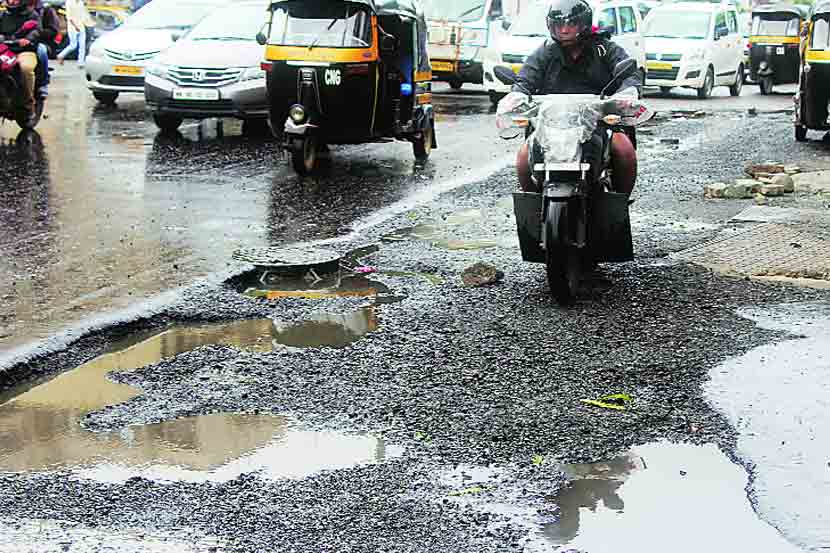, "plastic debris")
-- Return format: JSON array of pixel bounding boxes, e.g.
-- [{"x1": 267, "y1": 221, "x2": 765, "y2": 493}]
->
[
  {"x1": 580, "y1": 393, "x2": 633, "y2": 411},
  {"x1": 449, "y1": 486, "x2": 485, "y2": 497}
]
